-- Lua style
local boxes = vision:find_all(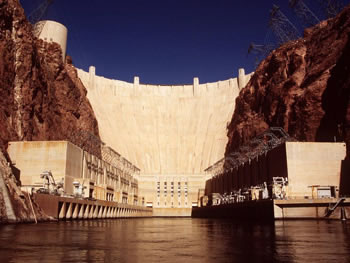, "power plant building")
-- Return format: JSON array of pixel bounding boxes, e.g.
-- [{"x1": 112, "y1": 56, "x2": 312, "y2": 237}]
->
[{"x1": 8, "y1": 141, "x2": 142, "y2": 206}]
